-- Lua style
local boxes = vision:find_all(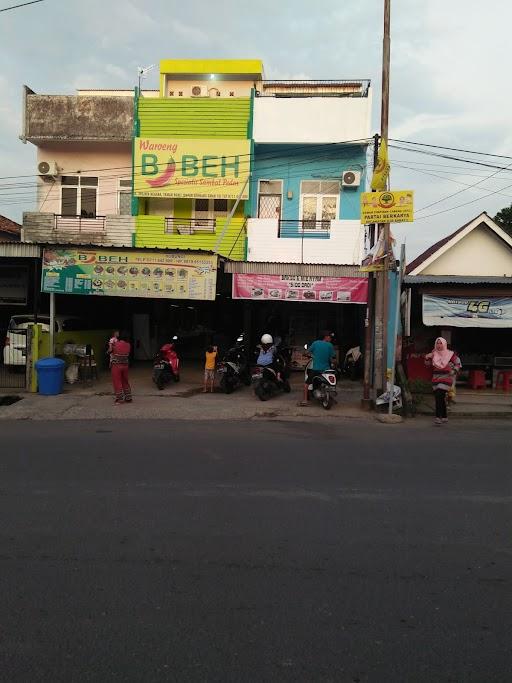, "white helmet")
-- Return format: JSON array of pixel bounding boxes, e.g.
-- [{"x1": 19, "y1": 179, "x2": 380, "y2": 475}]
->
[{"x1": 261, "y1": 333, "x2": 273, "y2": 345}]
